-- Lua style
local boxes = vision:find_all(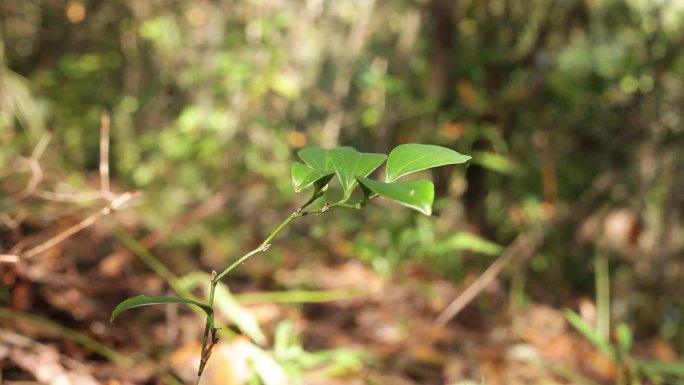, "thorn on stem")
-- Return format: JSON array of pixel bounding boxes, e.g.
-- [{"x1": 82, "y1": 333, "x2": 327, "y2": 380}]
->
[
  {"x1": 211, "y1": 270, "x2": 217, "y2": 280},
  {"x1": 321, "y1": 202, "x2": 330, "y2": 213},
  {"x1": 261, "y1": 243, "x2": 271, "y2": 251}
]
